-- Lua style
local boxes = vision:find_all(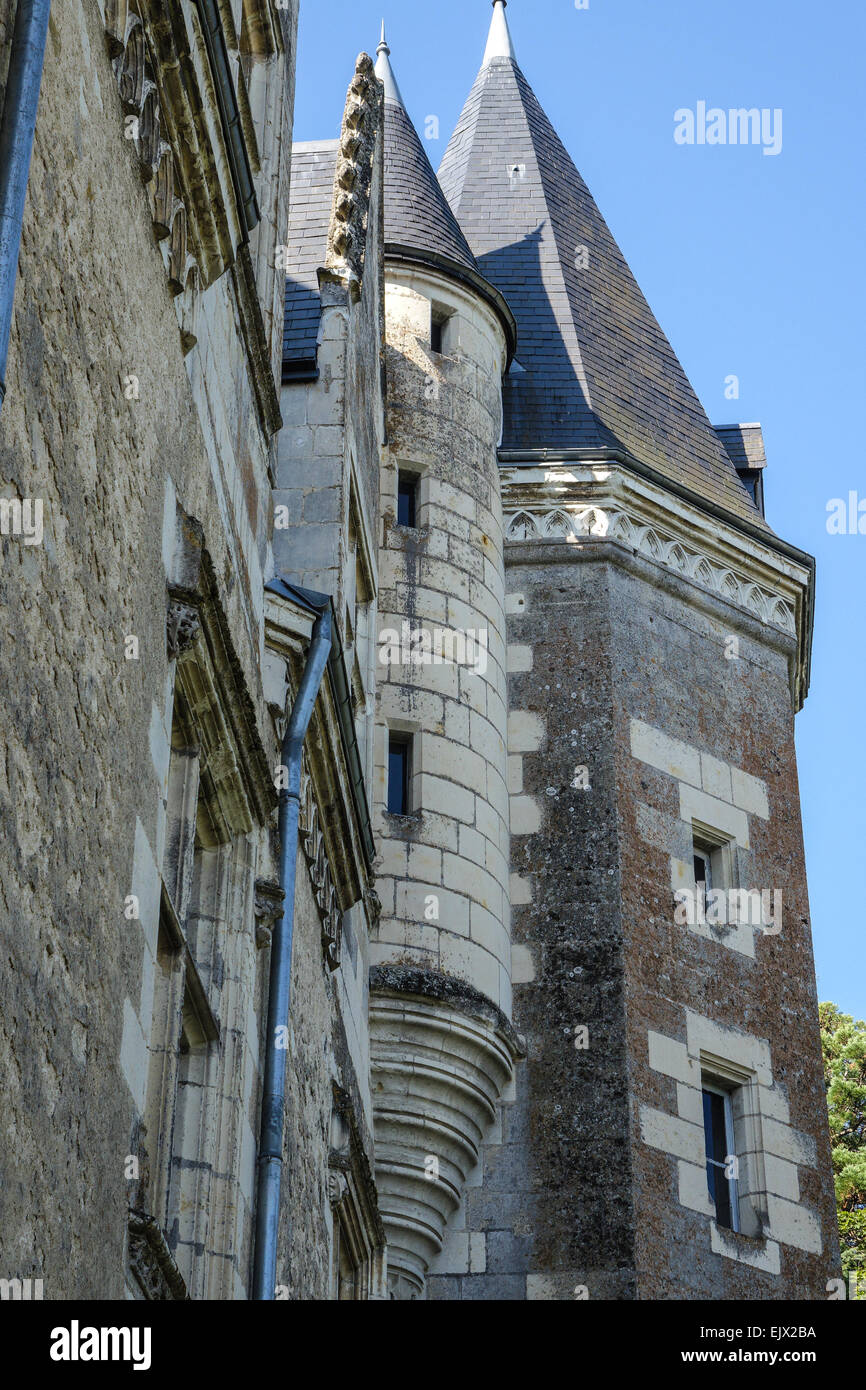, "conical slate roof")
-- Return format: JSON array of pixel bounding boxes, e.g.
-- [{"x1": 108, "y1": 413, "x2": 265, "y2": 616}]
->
[
  {"x1": 375, "y1": 27, "x2": 478, "y2": 277},
  {"x1": 439, "y1": 2, "x2": 766, "y2": 529}
]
